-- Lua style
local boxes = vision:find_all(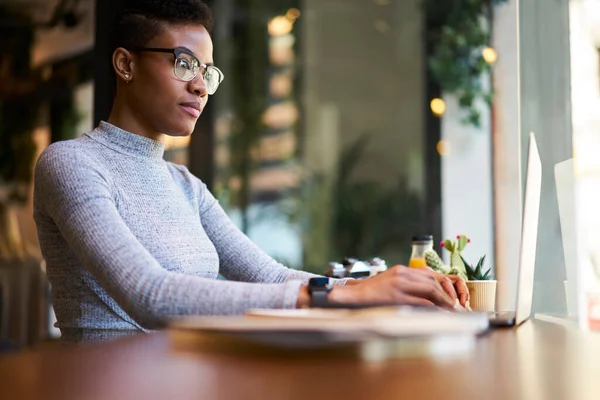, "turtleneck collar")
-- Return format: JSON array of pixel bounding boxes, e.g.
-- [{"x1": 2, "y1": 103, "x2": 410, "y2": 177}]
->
[{"x1": 85, "y1": 121, "x2": 166, "y2": 160}]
